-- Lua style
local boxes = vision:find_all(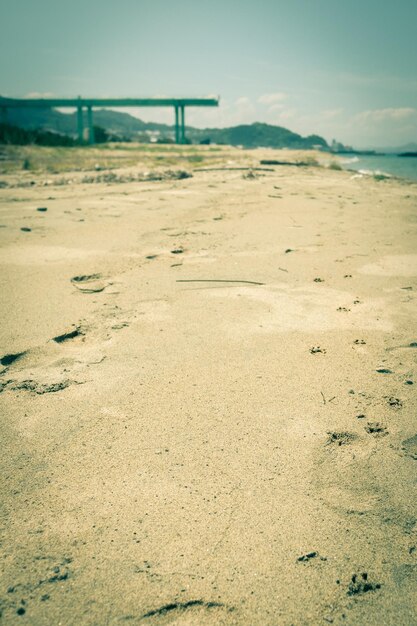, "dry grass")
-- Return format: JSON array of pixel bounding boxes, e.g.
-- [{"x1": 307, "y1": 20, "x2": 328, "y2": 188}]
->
[{"x1": 0, "y1": 143, "x2": 237, "y2": 175}]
